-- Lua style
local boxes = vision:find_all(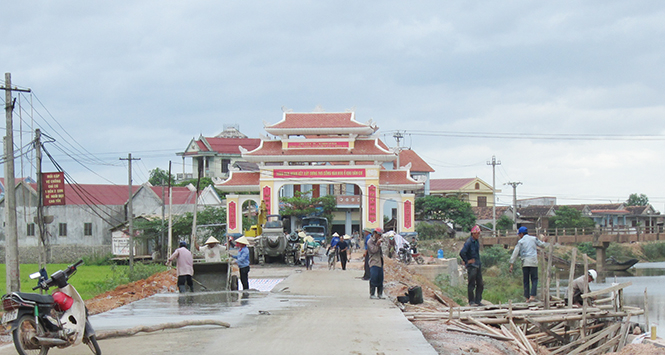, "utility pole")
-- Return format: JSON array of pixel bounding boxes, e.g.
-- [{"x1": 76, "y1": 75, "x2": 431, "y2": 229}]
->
[
  {"x1": 35, "y1": 129, "x2": 48, "y2": 268},
  {"x1": 486, "y1": 155, "x2": 501, "y2": 237},
  {"x1": 168, "y1": 161, "x2": 173, "y2": 258},
  {"x1": 393, "y1": 131, "x2": 404, "y2": 168},
  {"x1": 2, "y1": 73, "x2": 30, "y2": 292},
  {"x1": 120, "y1": 153, "x2": 140, "y2": 272},
  {"x1": 505, "y1": 181, "x2": 522, "y2": 232}
]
